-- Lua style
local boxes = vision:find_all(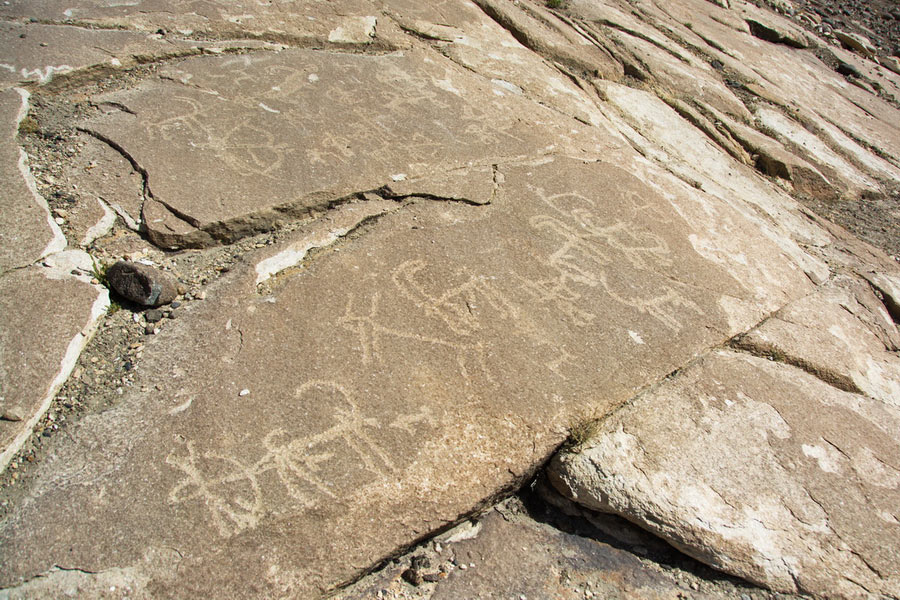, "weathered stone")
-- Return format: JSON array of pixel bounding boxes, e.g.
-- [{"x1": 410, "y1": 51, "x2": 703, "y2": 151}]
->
[
  {"x1": 736, "y1": 278, "x2": 900, "y2": 403},
  {"x1": 0, "y1": 88, "x2": 64, "y2": 274},
  {"x1": 253, "y1": 200, "x2": 400, "y2": 286},
  {"x1": 106, "y1": 261, "x2": 180, "y2": 307},
  {"x1": 0, "y1": 254, "x2": 108, "y2": 471},
  {"x1": 638, "y1": 0, "x2": 900, "y2": 180},
  {"x1": 0, "y1": 21, "x2": 209, "y2": 90},
  {"x1": 59, "y1": 131, "x2": 146, "y2": 238},
  {"x1": 81, "y1": 48, "x2": 605, "y2": 248},
  {"x1": 835, "y1": 30, "x2": 876, "y2": 58},
  {"x1": 2, "y1": 1, "x2": 900, "y2": 599},
  {"x1": 715, "y1": 111, "x2": 836, "y2": 199},
  {"x1": 470, "y1": 0, "x2": 624, "y2": 80},
  {"x1": 885, "y1": 56, "x2": 900, "y2": 76},
  {"x1": 62, "y1": 197, "x2": 115, "y2": 248},
  {"x1": 325, "y1": 16, "x2": 376, "y2": 44},
  {"x1": 745, "y1": 18, "x2": 809, "y2": 48},
  {"x1": 755, "y1": 107, "x2": 880, "y2": 198},
  {"x1": 865, "y1": 272, "x2": 900, "y2": 323},
  {"x1": 0, "y1": 0, "x2": 388, "y2": 49},
  {"x1": 0, "y1": 154, "x2": 823, "y2": 597},
  {"x1": 550, "y1": 341, "x2": 900, "y2": 598},
  {"x1": 427, "y1": 509, "x2": 741, "y2": 600},
  {"x1": 405, "y1": 0, "x2": 617, "y2": 128},
  {"x1": 591, "y1": 80, "x2": 832, "y2": 284},
  {"x1": 381, "y1": 166, "x2": 496, "y2": 206}
]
